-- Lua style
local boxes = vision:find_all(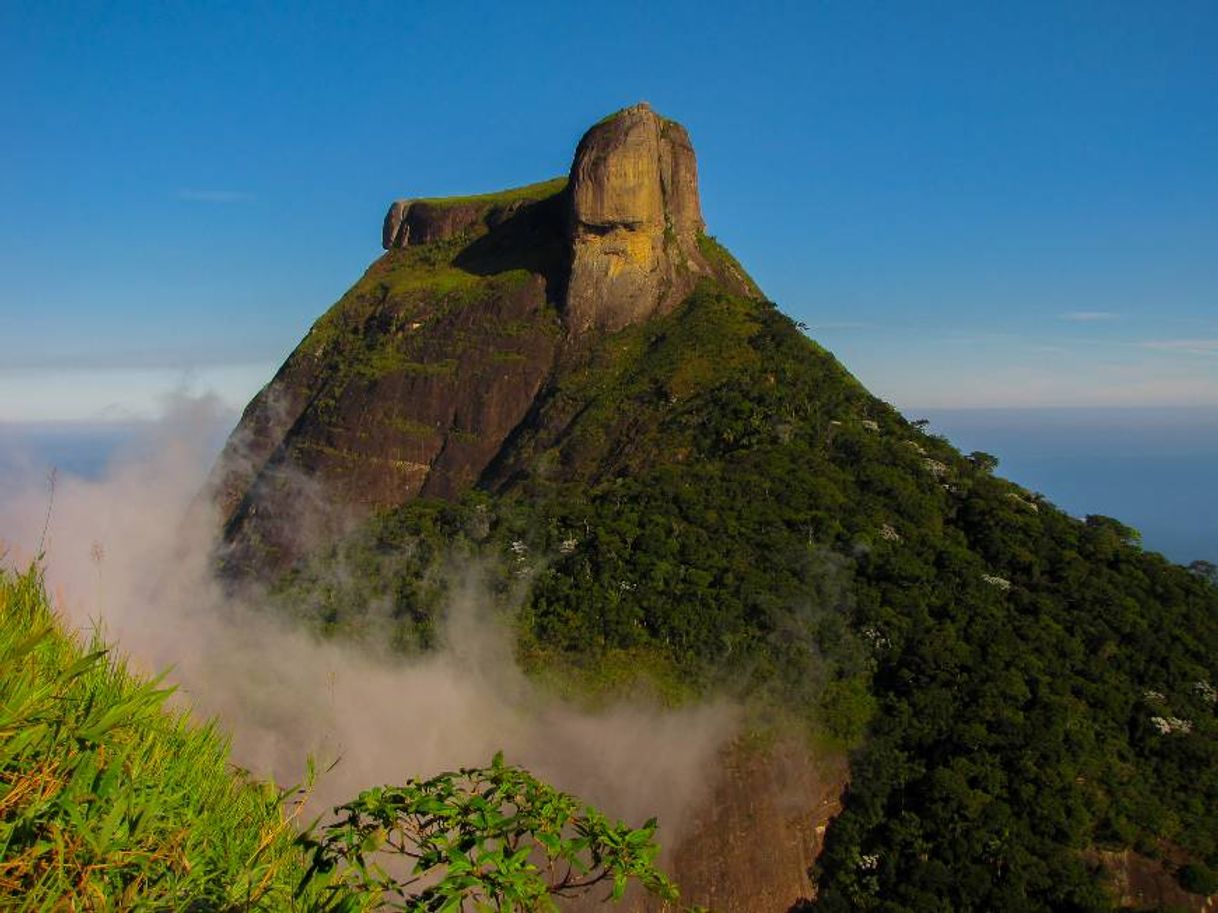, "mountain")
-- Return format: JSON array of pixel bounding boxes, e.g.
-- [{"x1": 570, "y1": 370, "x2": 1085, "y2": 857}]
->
[
  {"x1": 210, "y1": 105, "x2": 1218, "y2": 912},
  {"x1": 211, "y1": 102, "x2": 757, "y2": 574}
]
